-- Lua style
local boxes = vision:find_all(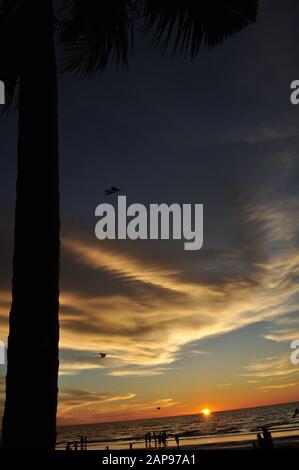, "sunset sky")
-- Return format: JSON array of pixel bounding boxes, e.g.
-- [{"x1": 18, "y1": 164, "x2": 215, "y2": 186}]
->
[{"x1": 1, "y1": 0, "x2": 299, "y2": 426}]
